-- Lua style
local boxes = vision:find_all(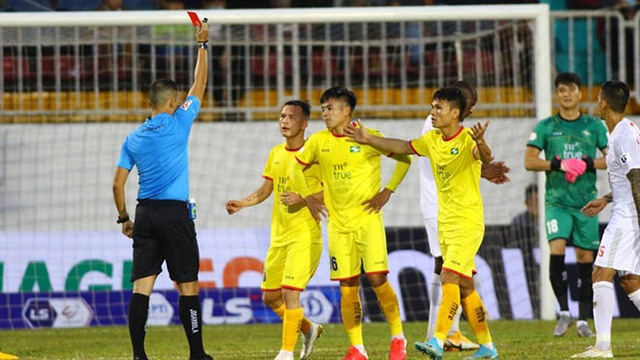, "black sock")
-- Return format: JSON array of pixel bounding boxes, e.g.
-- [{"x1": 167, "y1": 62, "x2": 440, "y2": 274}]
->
[
  {"x1": 550, "y1": 254, "x2": 569, "y2": 311},
  {"x1": 128, "y1": 293, "x2": 150, "y2": 360},
  {"x1": 179, "y1": 295, "x2": 206, "y2": 359},
  {"x1": 577, "y1": 261, "x2": 594, "y2": 320}
]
